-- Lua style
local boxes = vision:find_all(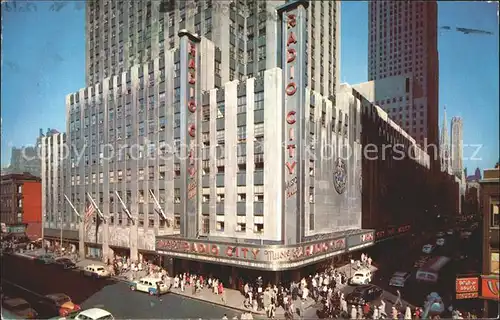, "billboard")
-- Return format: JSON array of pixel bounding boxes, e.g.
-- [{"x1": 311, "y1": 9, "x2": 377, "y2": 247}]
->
[
  {"x1": 481, "y1": 275, "x2": 500, "y2": 300},
  {"x1": 455, "y1": 277, "x2": 479, "y2": 299}
]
